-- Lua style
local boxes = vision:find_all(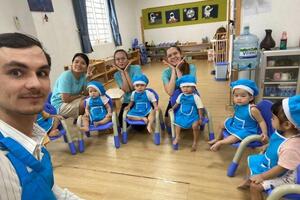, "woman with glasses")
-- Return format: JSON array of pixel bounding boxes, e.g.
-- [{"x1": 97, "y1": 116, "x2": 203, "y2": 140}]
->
[{"x1": 113, "y1": 49, "x2": 143, "y2": 125}]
